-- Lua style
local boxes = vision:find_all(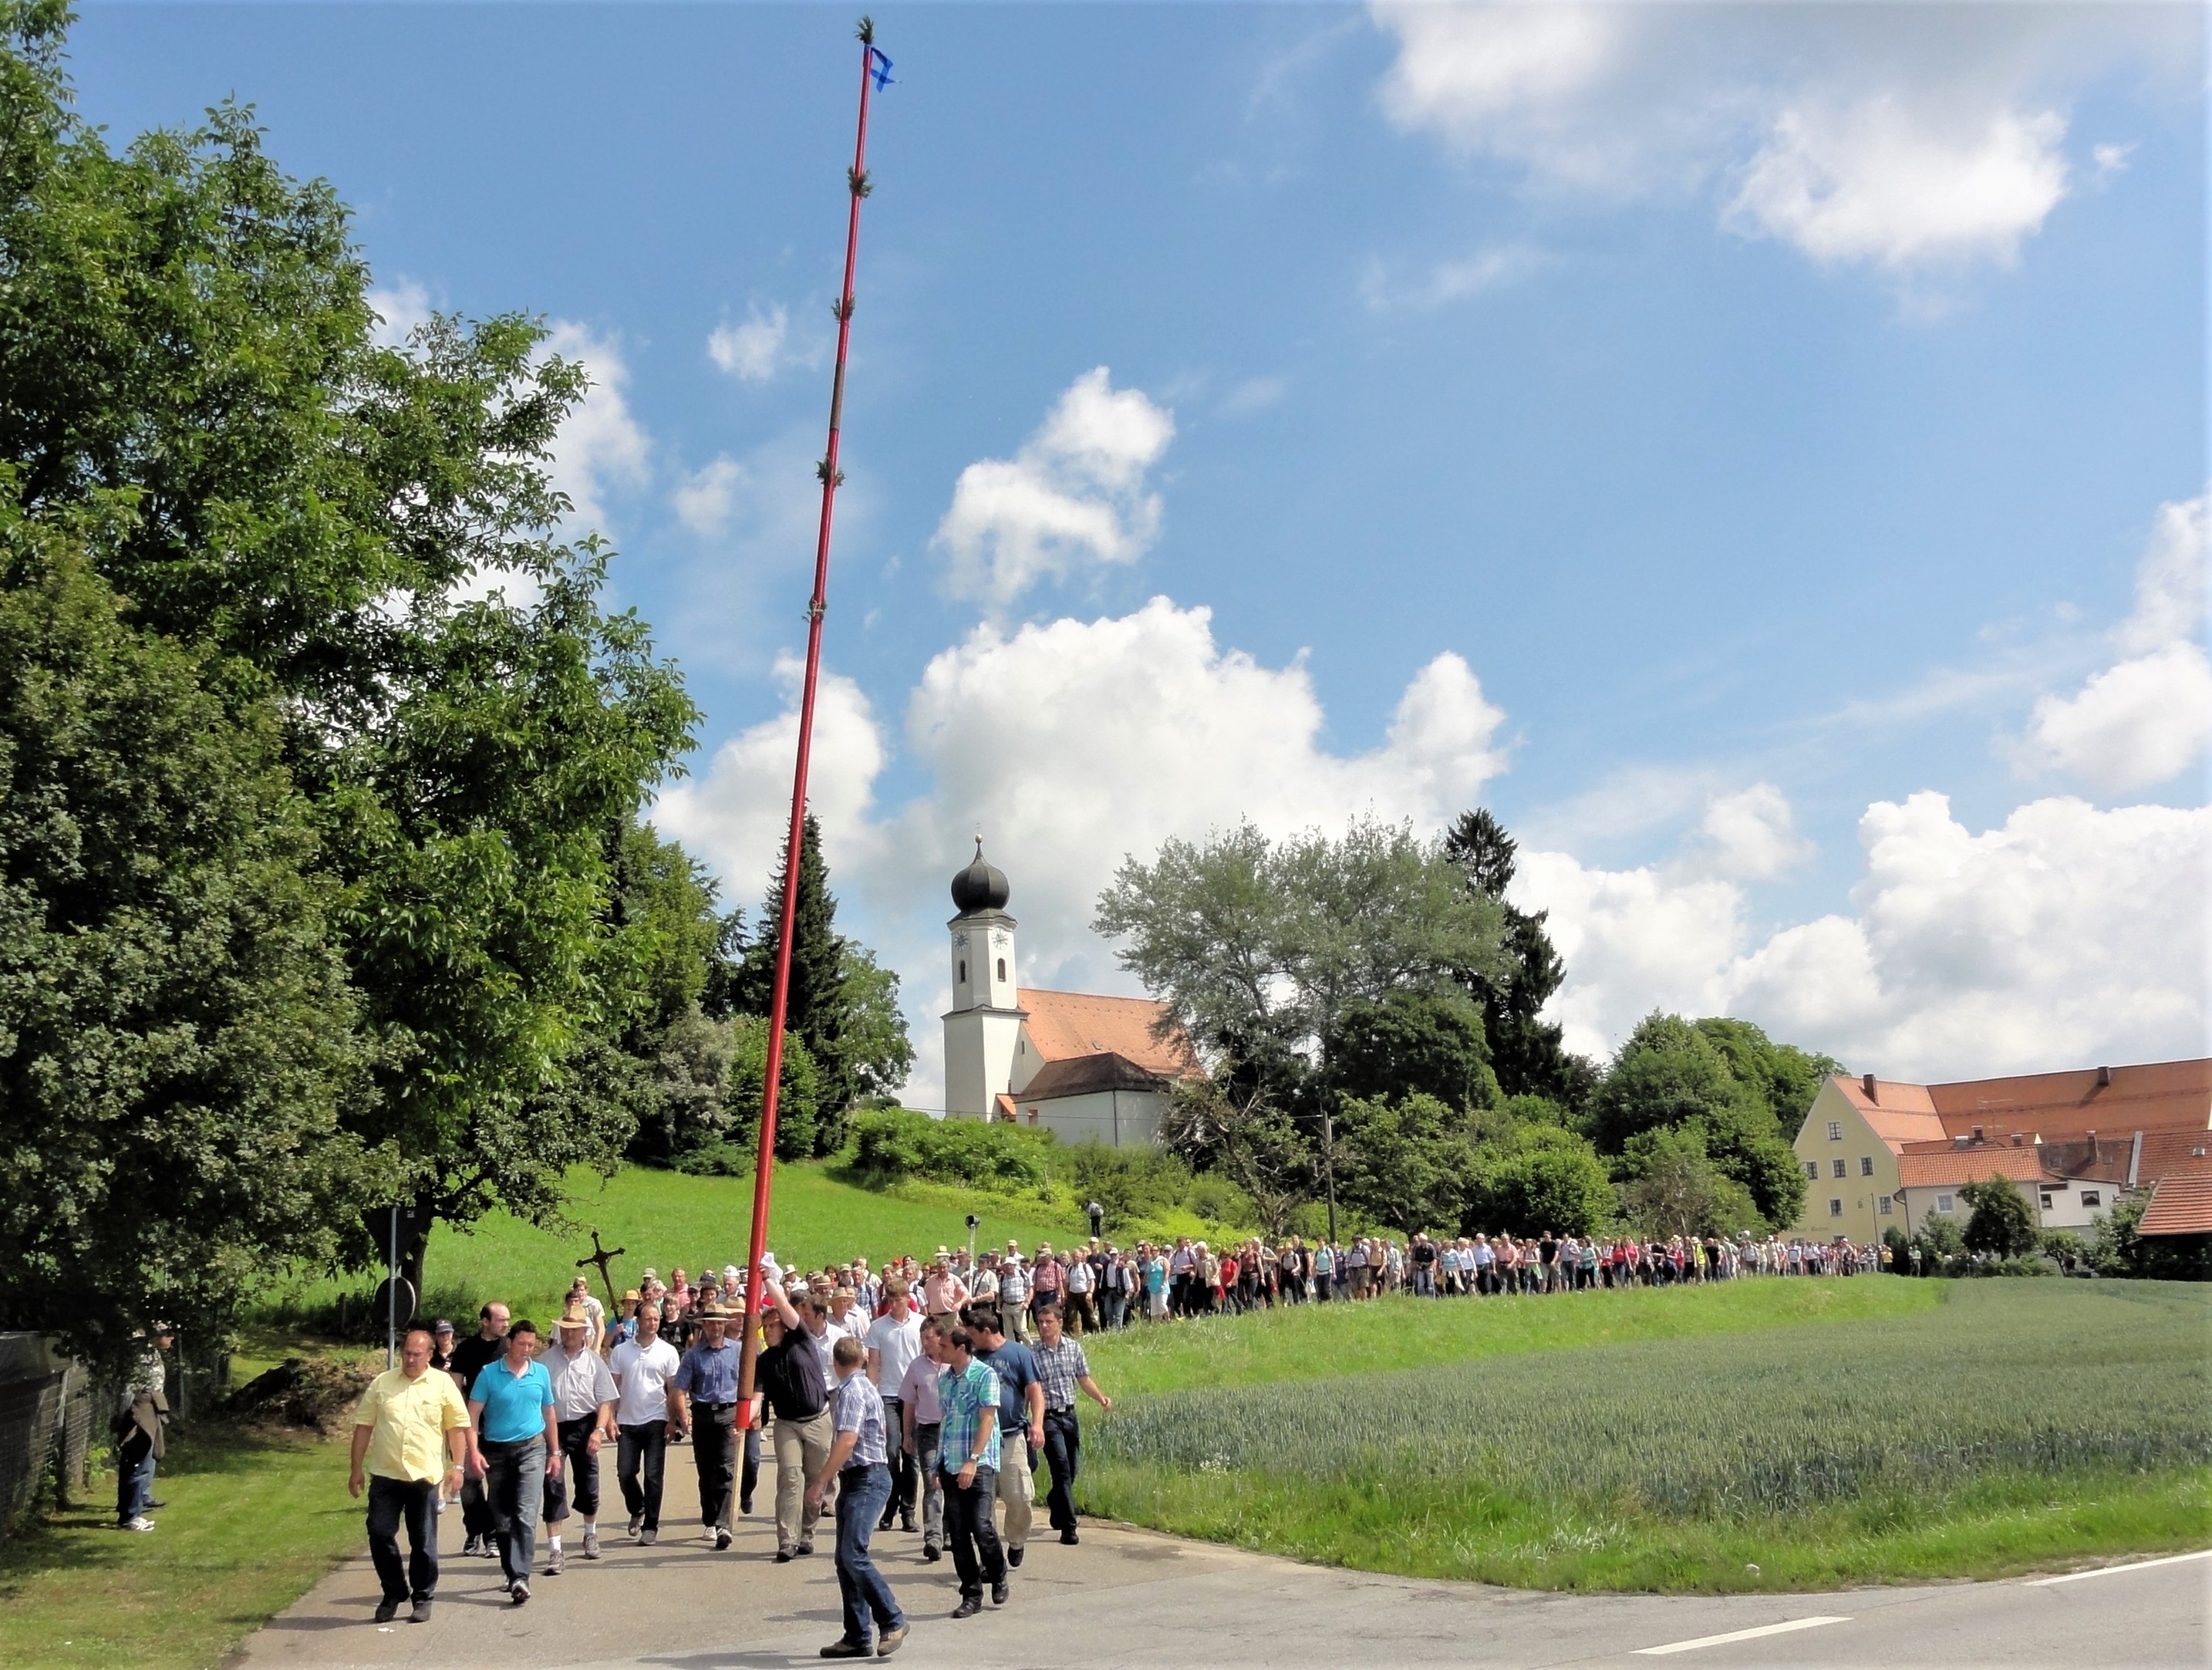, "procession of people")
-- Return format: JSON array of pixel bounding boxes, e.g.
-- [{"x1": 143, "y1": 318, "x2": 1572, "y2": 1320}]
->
[{"x1": 351, "y1": 1222, "x2": 1874, "y2": 1654}]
